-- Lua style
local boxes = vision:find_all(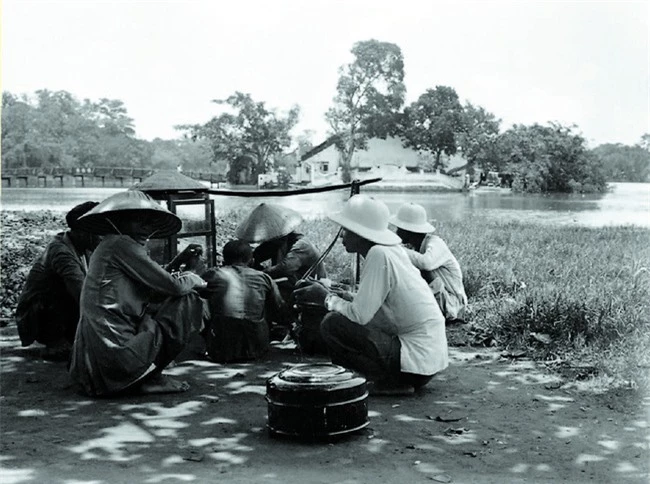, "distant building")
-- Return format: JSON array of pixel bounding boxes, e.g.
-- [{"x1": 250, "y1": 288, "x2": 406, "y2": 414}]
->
[{"x1": 293, "y1": 135, "x2": 467, "y2": 185}]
